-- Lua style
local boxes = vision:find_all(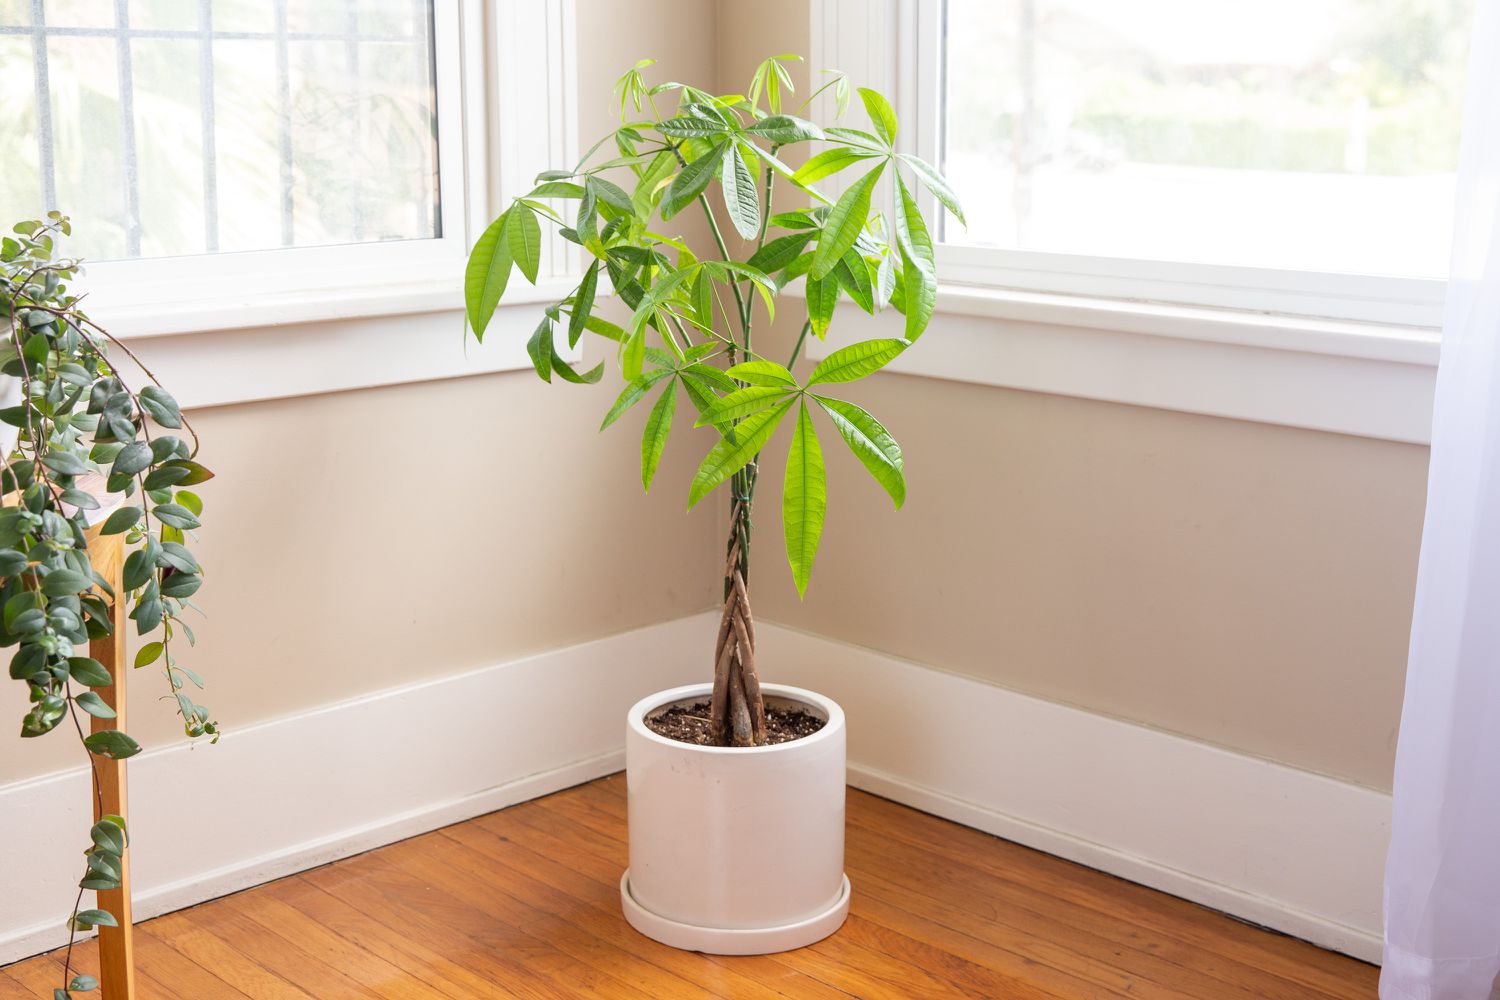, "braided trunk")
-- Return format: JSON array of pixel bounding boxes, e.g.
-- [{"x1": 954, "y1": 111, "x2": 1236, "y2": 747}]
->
[{"x1": 711, "y1": 462, "x2": 766, "y2": 746}]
